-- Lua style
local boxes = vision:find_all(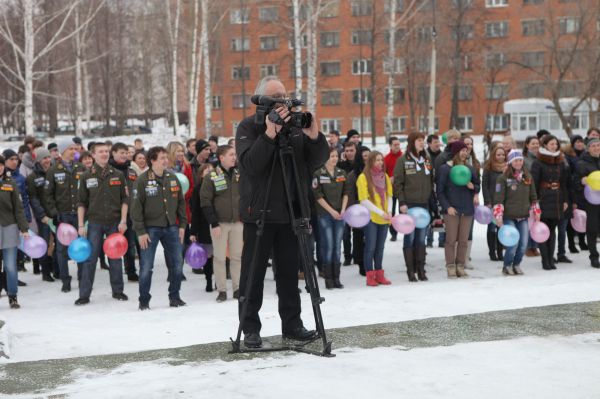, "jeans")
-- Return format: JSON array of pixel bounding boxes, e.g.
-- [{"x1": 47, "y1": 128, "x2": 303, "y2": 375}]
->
[
  {"x1": 503, "y1": 219, "x2": 529, "y2": 267},
  {"x1": 557, "y1": 217, "x2": 568, "y2": 256},
  {"x1": 2, "y1": 247, "x2": 17, "y2": 295},
  {"x1": 80, "y1": 222, "x2": 124, "y2": 299},
  {"x1": 139, "y1": 225, "x2": 183, "y2": 304},
  {"x1": 363, "y1": 222, "x2": 388, "y2": 271},
  {"x1": 56, "y1": 213, "x2": 82, "y2": 283},
  {"x1": 317, "y1": 214, "x2": 345, "y2": 265},
  {"x1": 404, "y1": 227, "x2": 427, "y2": 249}
]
